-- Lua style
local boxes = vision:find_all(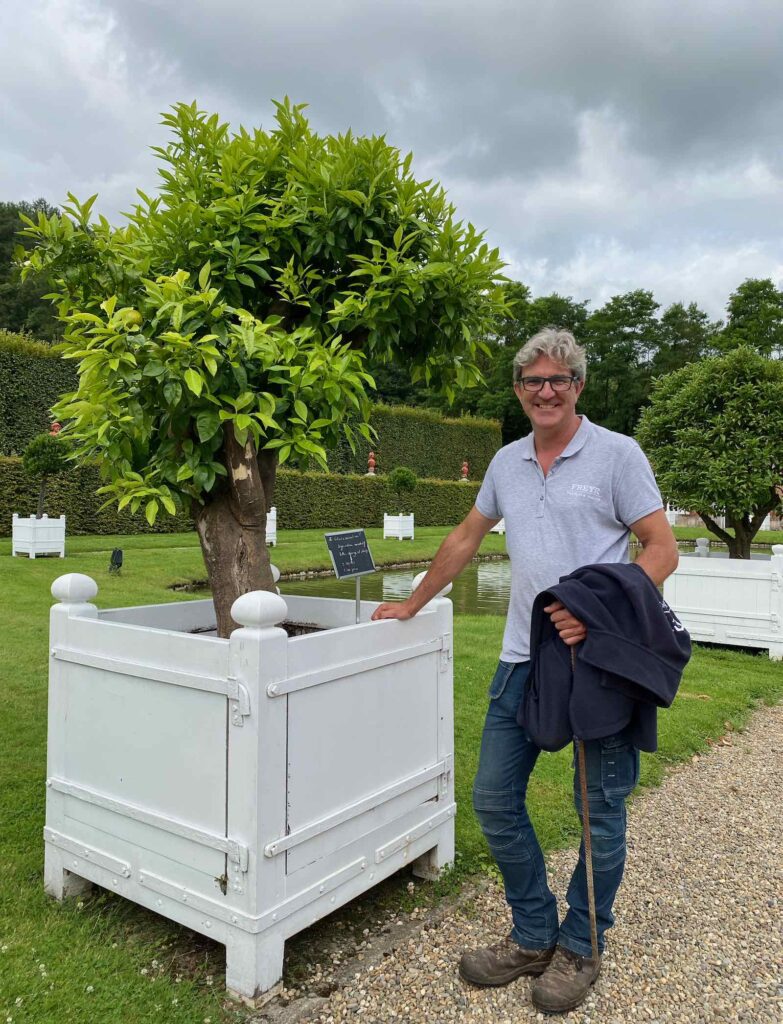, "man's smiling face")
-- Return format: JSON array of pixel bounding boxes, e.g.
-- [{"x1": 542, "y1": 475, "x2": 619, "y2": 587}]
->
[{"x1": 513, "y1": 354, "x2": 584, "y2": 435}]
